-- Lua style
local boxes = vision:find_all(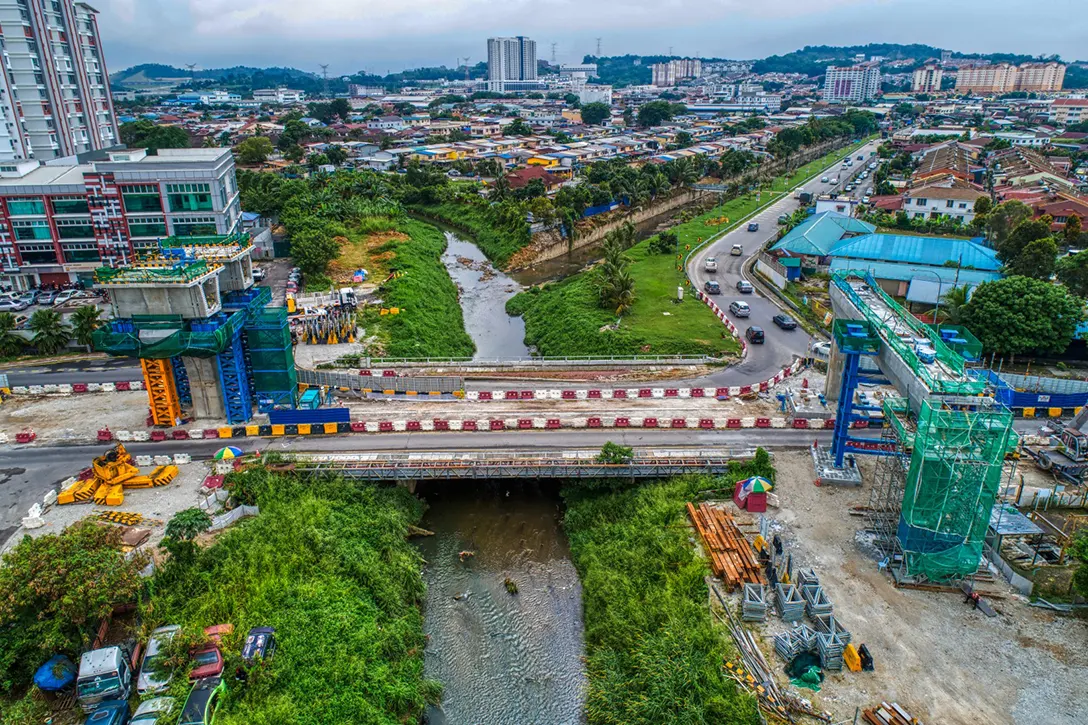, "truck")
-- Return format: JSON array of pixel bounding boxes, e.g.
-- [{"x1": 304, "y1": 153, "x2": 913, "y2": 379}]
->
[
  {"x1": 797, "y1": 191, "x2": 813, "y2": 205},
  {"x1": 77, "y1": 646, "x2": 134, "y2": 713}
]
